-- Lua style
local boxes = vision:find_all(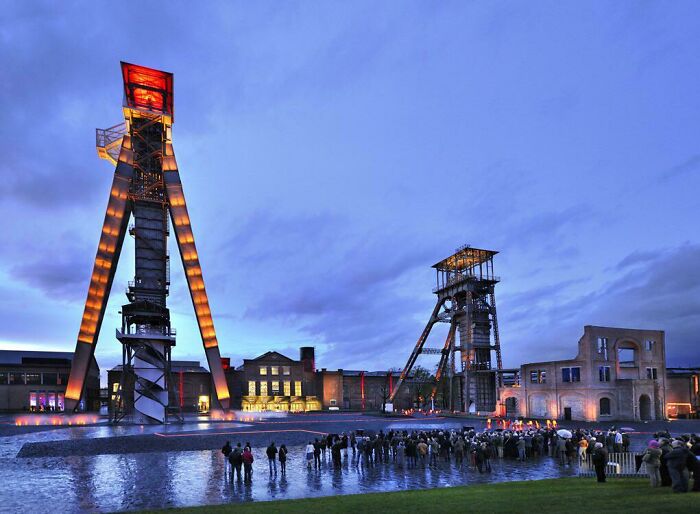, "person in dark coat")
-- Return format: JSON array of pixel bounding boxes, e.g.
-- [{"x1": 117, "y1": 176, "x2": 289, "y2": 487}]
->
[
  {"x1": 690, "y1": 436, "x2": 700, "y2": 492},
  {"x1": 278, "y1": 444, "x2": 288, "y2": 475},
  {"x1": 221, "y1": 441, "x2": 232, "y2": 477},
  {"x1": 663, "y1": 440, "x2": 693, "y2": 493},
  {"x1": 266, "y1": 442, "x2": 278, "y2": 475},
  {"x1": 659, "y1": 438, "x2": 673, "y2": 487},
  {"x1": 592, "y1": 442, "x2": 608, "y2": 483},
  {"x1": 229, "y1": 443, "x2": 243, "y2": 481}
]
